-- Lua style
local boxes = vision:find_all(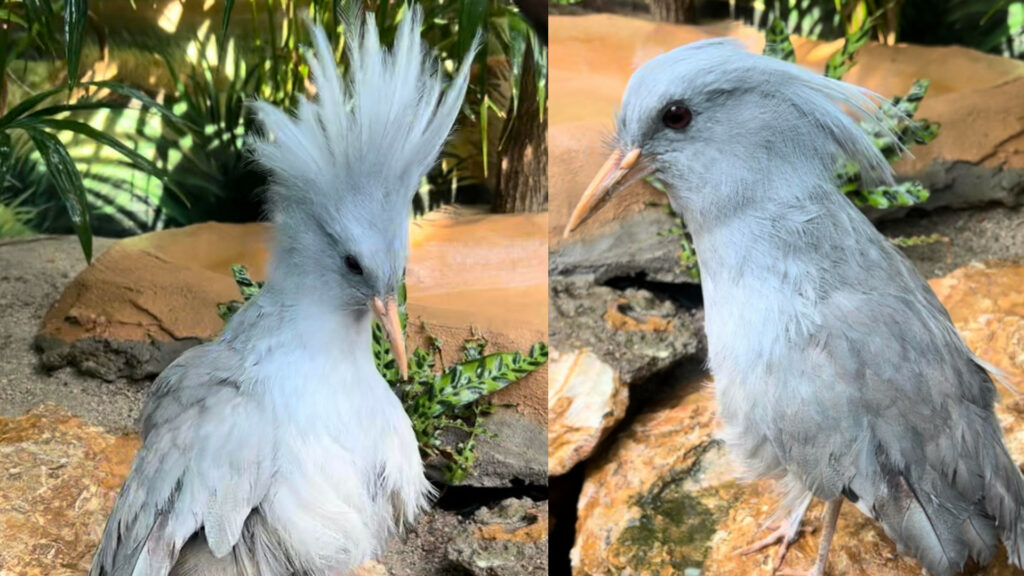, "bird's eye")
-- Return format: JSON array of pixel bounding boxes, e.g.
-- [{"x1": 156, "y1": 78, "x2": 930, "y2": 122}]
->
[
  {"x1": 662, "y1": 105, "x2": 692, "y2": 130},
  {"x1": 344, "y1": 255, "x2": 364, "y2": 276}
]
